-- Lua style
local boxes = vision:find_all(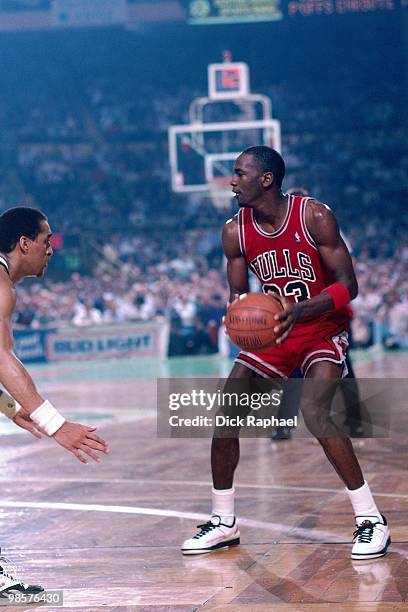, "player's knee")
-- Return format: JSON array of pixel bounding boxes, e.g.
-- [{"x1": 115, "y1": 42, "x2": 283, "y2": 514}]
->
[
  {"x1": 300, "y1": 379, "x2": 340, "y2": 437},
  {"x1": 301, "y1": 401, "x2": 338, "y2": 438}
]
